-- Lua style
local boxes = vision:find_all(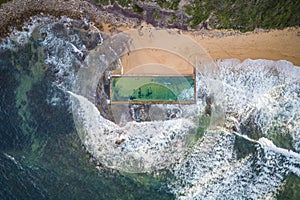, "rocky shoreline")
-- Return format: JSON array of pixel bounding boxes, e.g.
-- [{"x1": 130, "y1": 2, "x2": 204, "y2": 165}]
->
[
  {"x1": 0, "y1": 0, "x2": 139, "y2": 39},
  {"x1": 0, "y1": 0, "x2": 239, "y2": 40},
  {"x1": 0, "y1": 0, "x2": 281, "y2": 41},
  {"x1": 1, "y1": 0, "x2": 299, "y2": 41},
  {"x1": 1, "y1": 0, "x2": 299, "y2": 65}
]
